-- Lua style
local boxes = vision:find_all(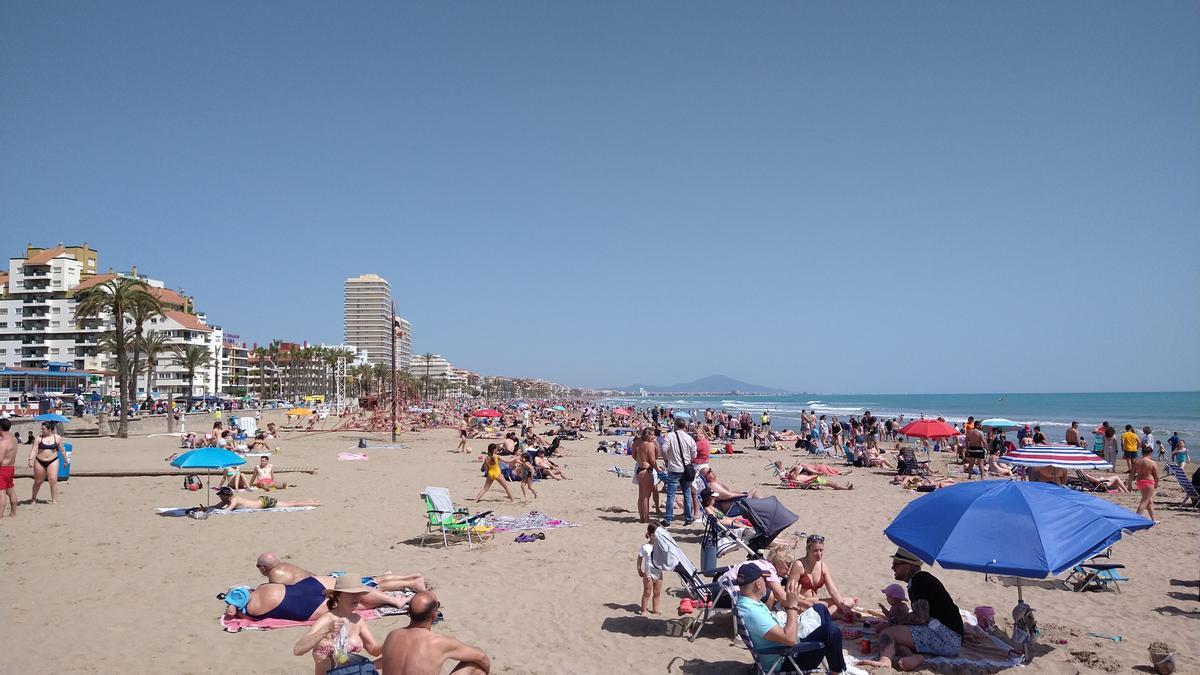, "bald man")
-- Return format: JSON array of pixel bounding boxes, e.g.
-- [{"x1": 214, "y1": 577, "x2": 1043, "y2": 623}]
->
[
  {"x1": 256, "y1": 552, "x2": 427, "y2": 593},
  {"x1": 382, "y1": 592, "x2": 490, "y2": 675}
]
